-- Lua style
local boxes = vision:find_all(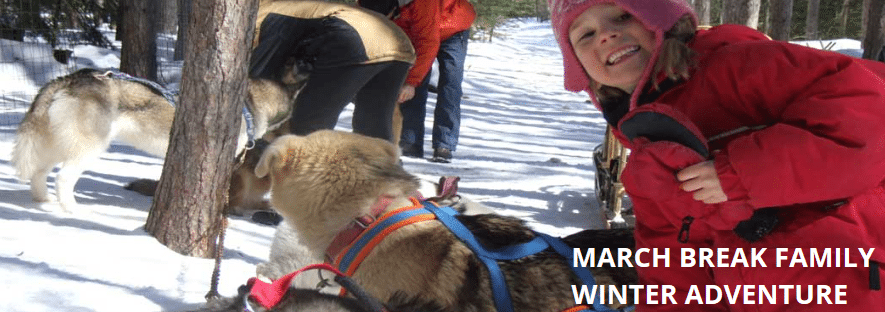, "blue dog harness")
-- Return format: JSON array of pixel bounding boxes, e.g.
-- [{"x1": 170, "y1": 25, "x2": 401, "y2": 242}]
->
[{"x1": 330, "y1": 199, "x2": 629, "y2": 312}]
